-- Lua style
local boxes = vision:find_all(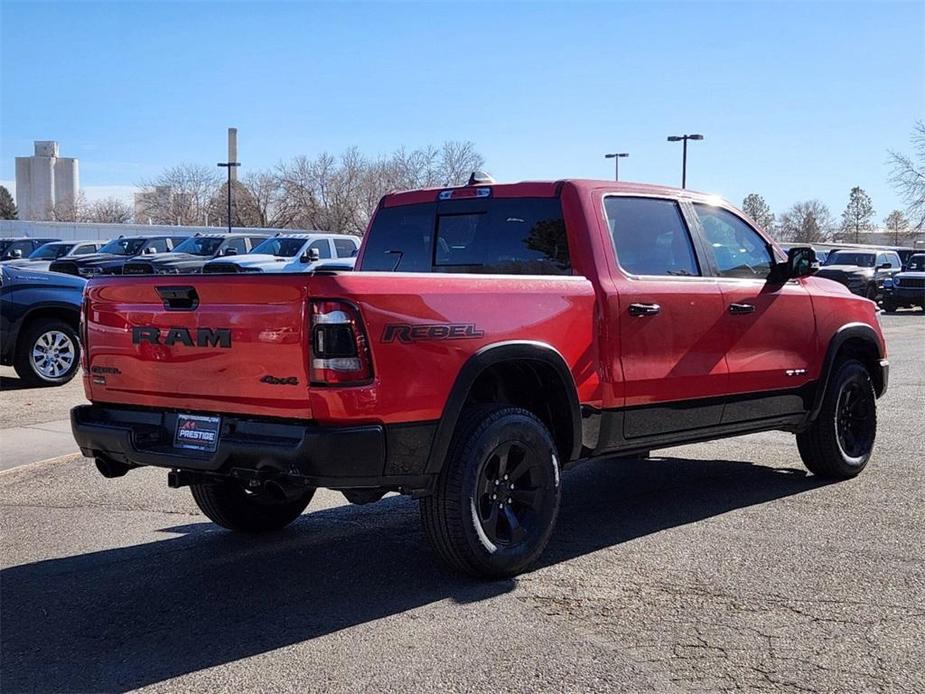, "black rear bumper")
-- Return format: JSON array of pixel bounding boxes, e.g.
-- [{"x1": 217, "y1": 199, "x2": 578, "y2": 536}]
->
[{"x1": 71, "y1": 404, "x2": 435, "y2": 491}]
